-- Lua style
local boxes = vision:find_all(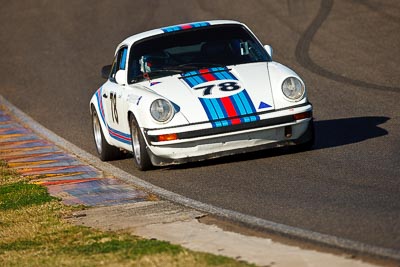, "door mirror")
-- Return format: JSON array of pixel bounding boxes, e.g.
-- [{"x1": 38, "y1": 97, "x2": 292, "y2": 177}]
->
[
  {"x1": 264, "y1": 45, "x2": 273, "y2": 59},
  {"x1": 101, "y1": 65, "x2": 112, "y2": 79},
  {"x1": 115, "y1": 70, "x2": 127, "y2": 85}
]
